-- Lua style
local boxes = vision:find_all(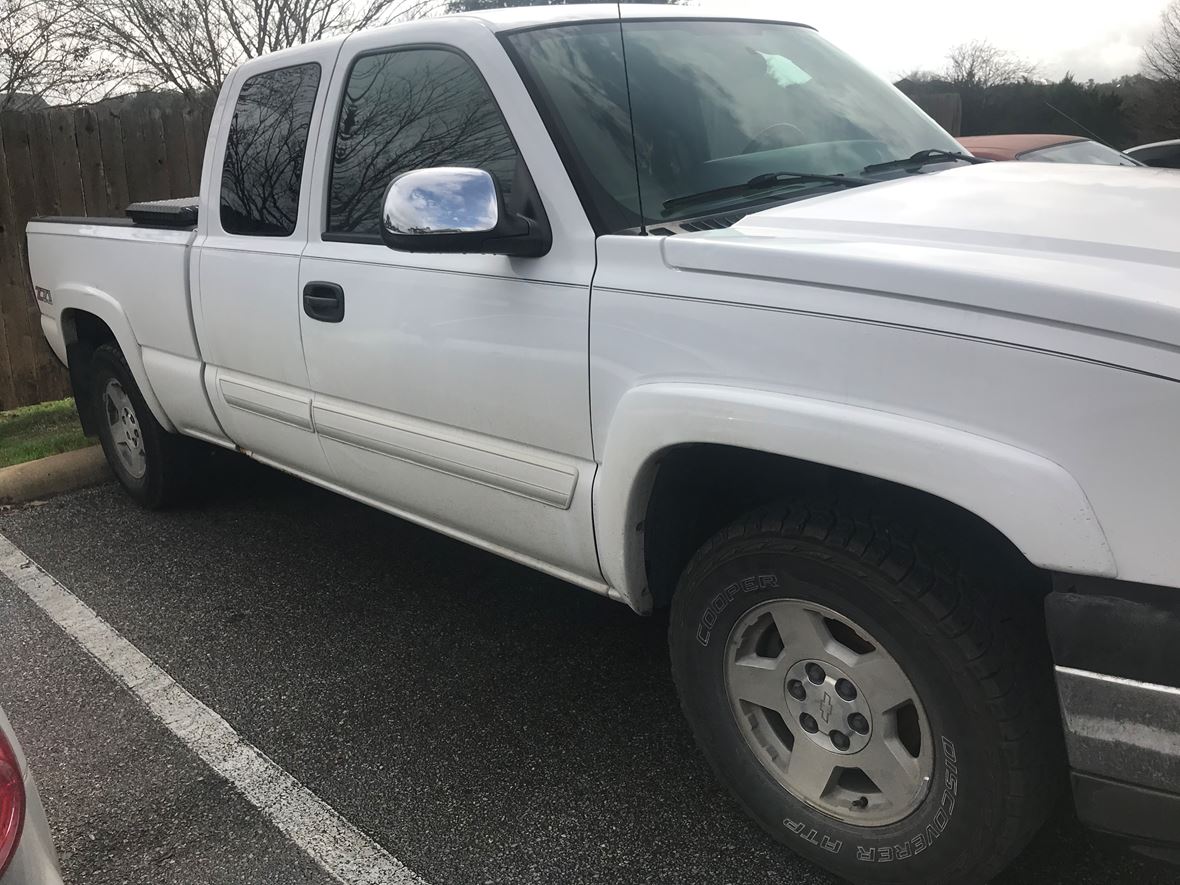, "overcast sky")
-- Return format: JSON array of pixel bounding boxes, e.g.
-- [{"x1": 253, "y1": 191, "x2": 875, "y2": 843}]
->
[{"x1": 691, "y1": 0, "x2": 1171, "y2": 82}]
